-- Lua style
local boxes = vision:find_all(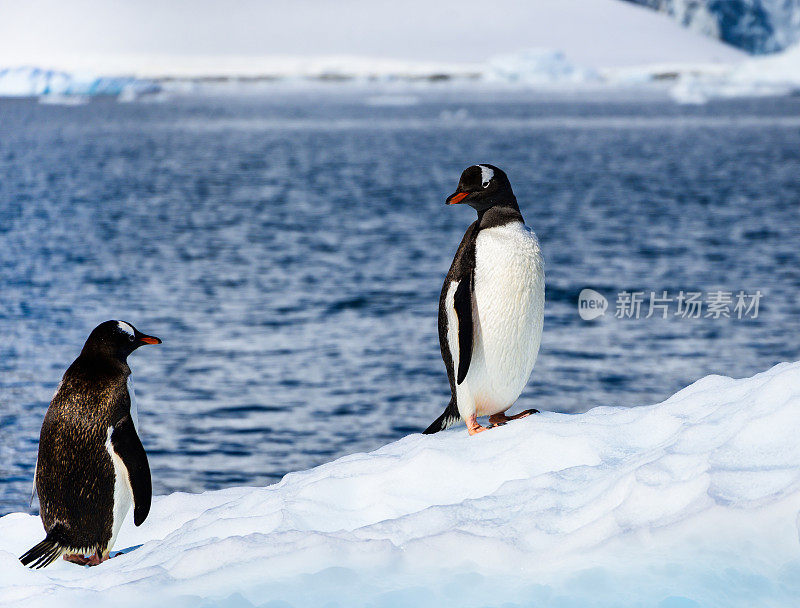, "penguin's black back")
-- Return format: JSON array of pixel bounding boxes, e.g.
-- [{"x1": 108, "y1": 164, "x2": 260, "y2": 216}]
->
[
  {"x1": 35, "y1": 354, "x2": 132, "y2": 554},
  {"x1": 438, "y1": 221, "x2": 479, "y2": 396}
]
